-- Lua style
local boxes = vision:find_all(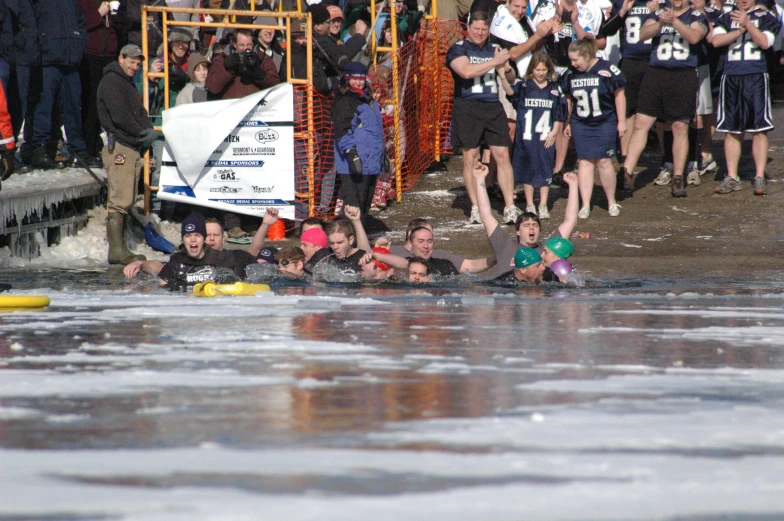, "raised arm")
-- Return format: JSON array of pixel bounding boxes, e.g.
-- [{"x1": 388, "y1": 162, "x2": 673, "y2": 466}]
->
[
  {"x1": 248, "y1": 208, "x2": 278, "y2": 257},
  {"x1": 344, "y1": 205, "x2": 371, "y2": 251},
  {"x1": 472, "y1": 162, "x2": 500, "y2": 239},
  {"x1": 556, "y1": 172, "x2": 579, "y2": 239}
]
